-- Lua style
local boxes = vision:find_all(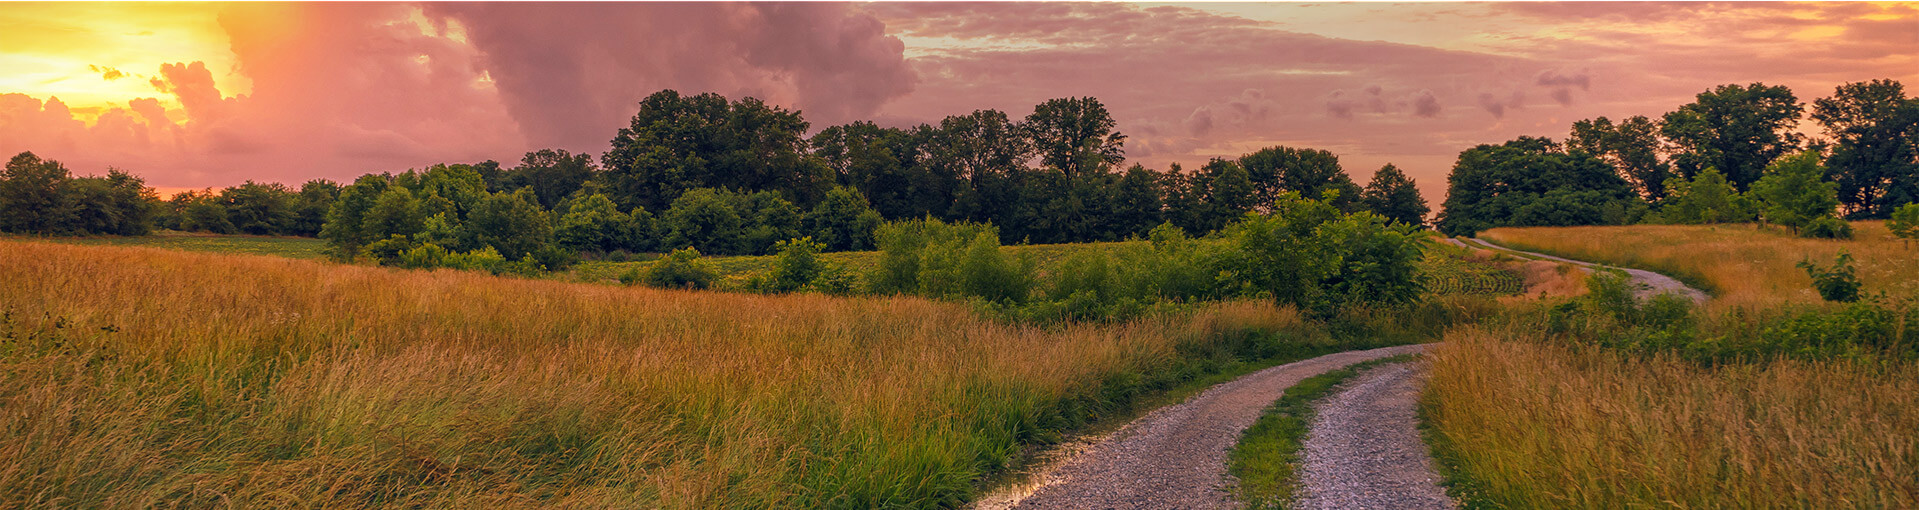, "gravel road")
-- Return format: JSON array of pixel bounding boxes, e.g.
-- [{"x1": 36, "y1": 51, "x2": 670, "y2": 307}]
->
[
  {"x1": 1003, "y1": 344, "x2": 1431, "y2": 510},
  {"x1": 1452, "y1": 237, "x2": 1710, "y2": 304},
  {"x1": 1294, "y1": 362, "x2": 1454, "y2": 510}
]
